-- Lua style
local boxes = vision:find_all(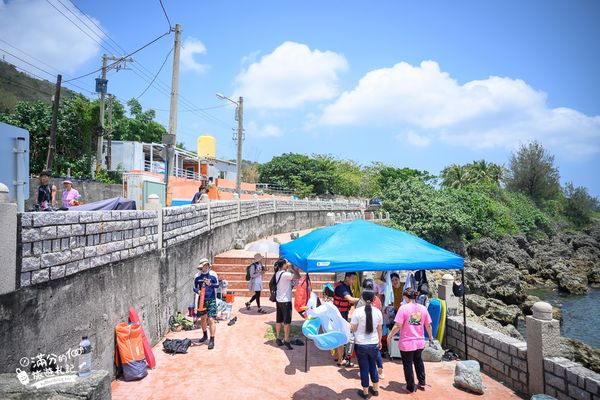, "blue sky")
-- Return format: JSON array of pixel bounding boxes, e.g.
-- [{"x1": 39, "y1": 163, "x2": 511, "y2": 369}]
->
[{"x1": 1, "y1": 0, "x2": 599, "y2": 195}]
